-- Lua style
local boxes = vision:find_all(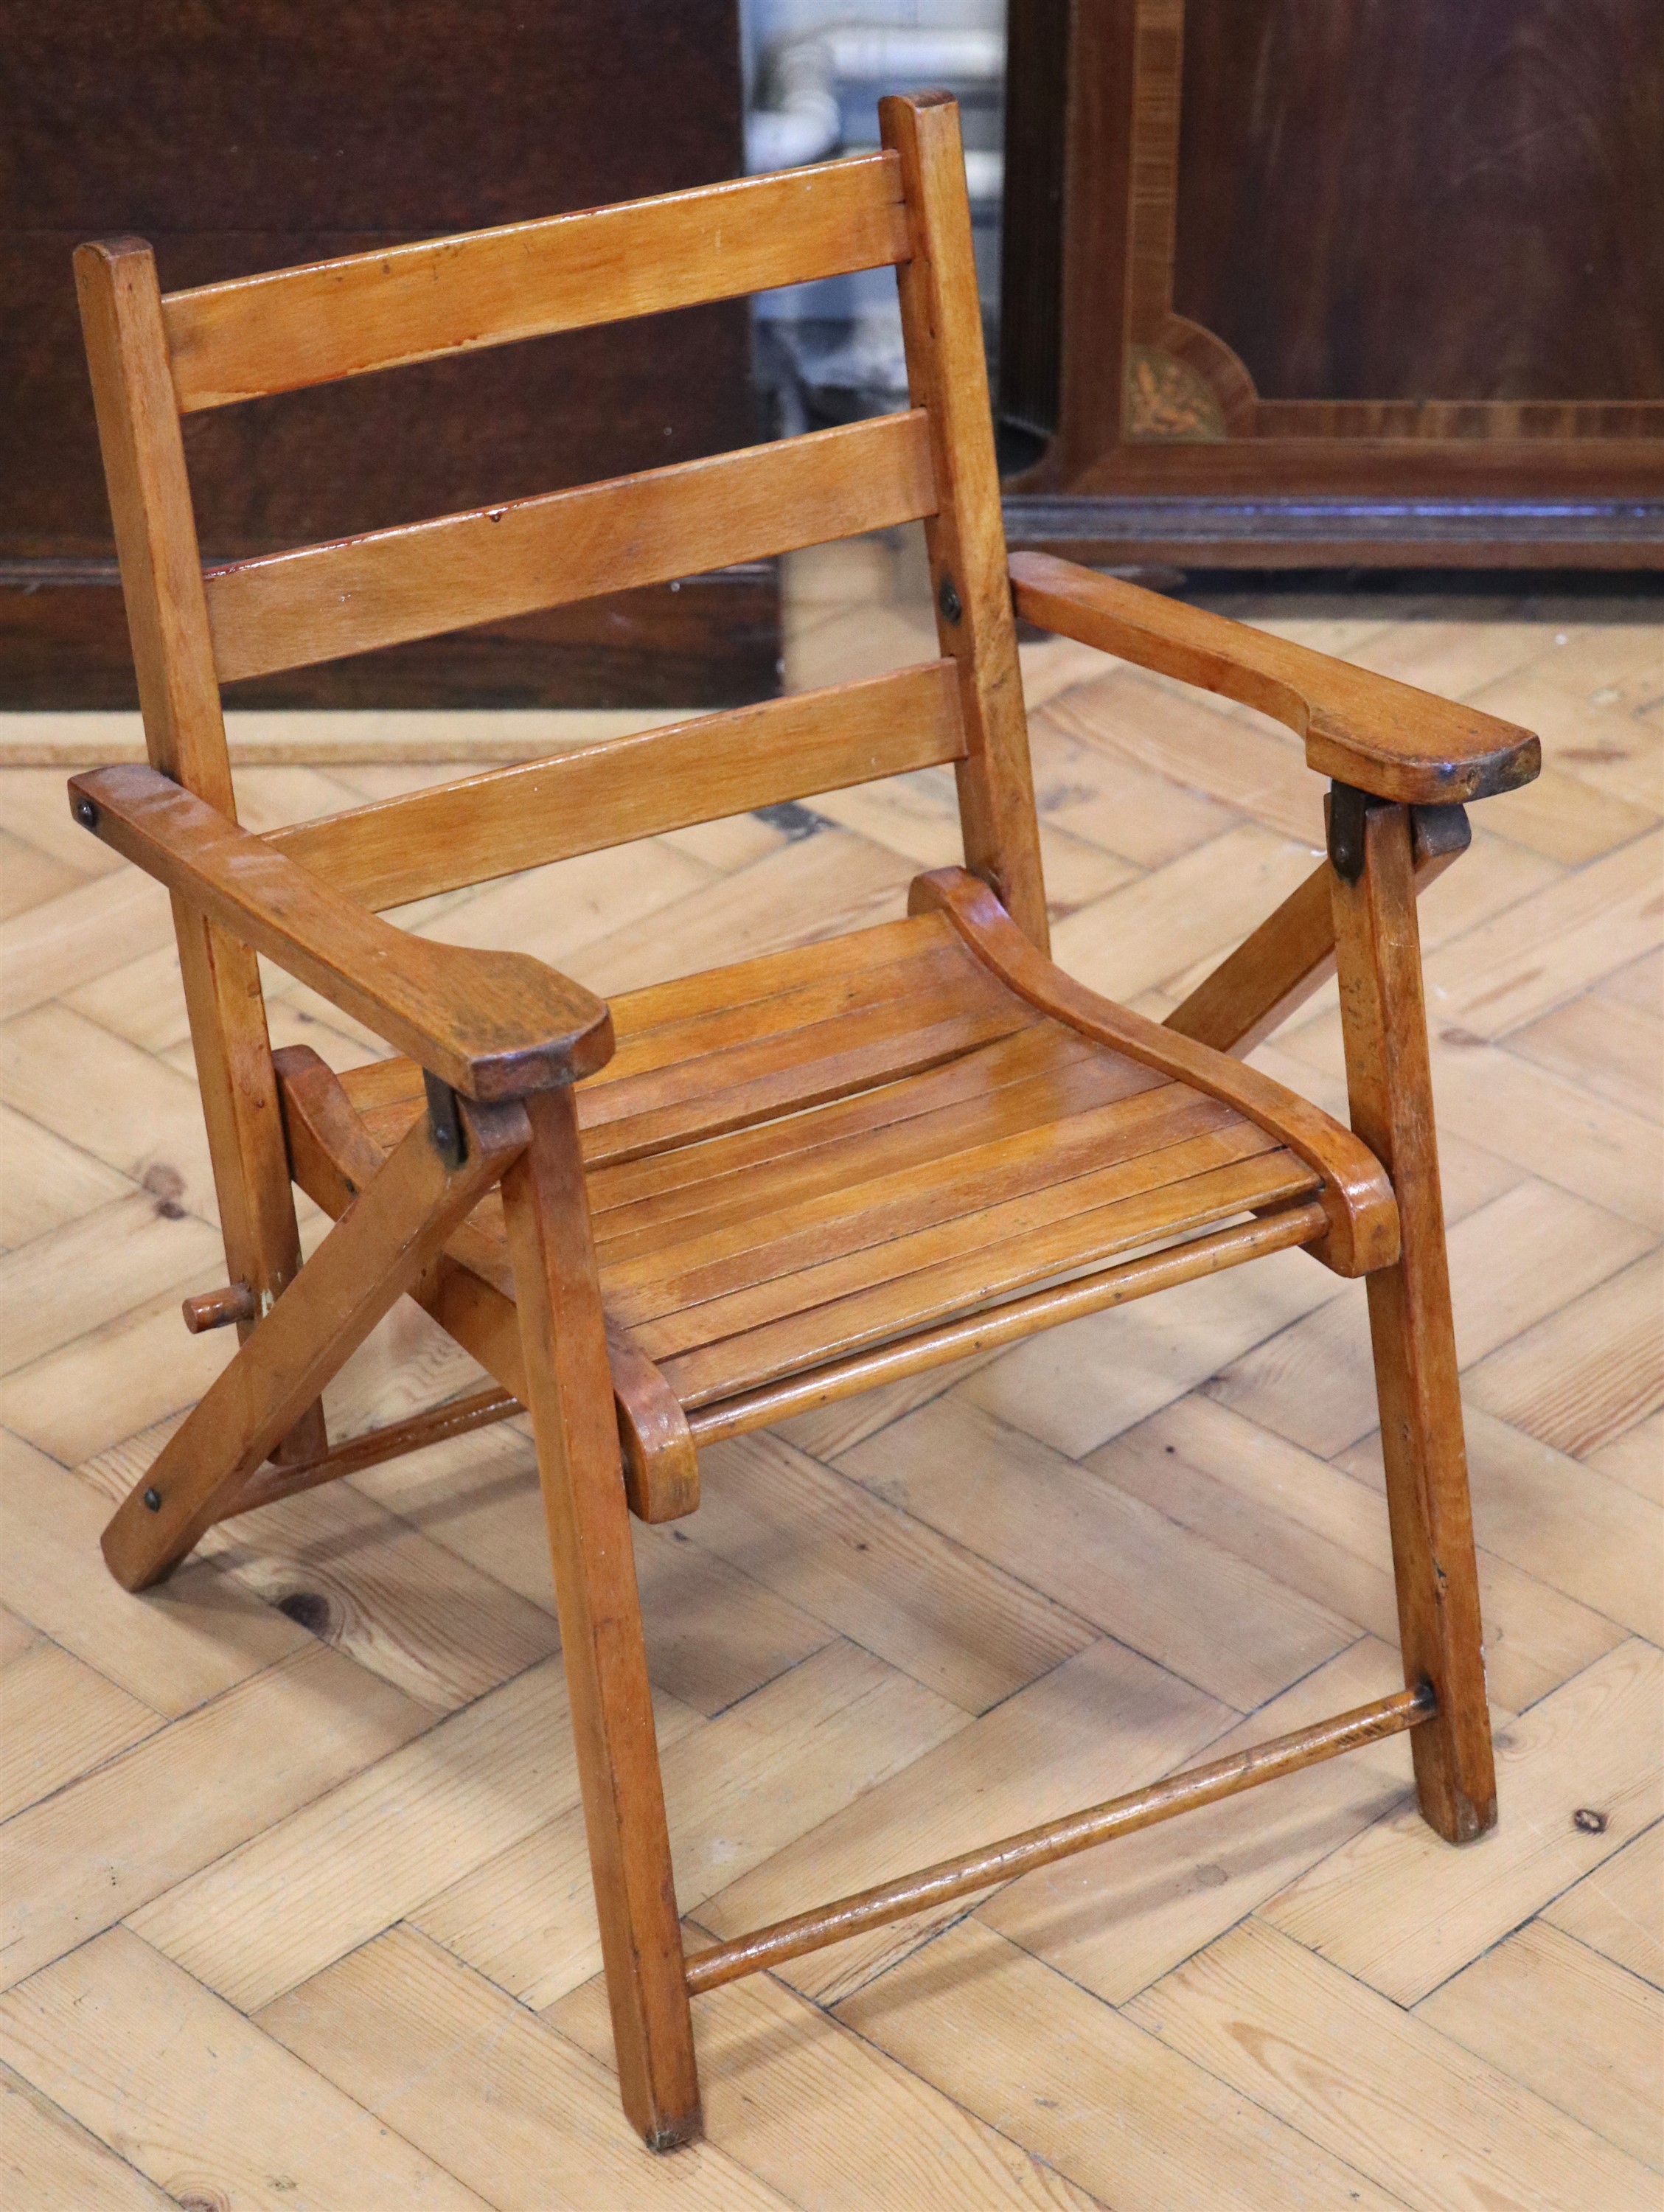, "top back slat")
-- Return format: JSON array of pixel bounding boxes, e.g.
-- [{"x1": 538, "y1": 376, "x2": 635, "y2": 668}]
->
[{"x1": 164, "y1": 154, "x2": 911, "y2": 412}]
